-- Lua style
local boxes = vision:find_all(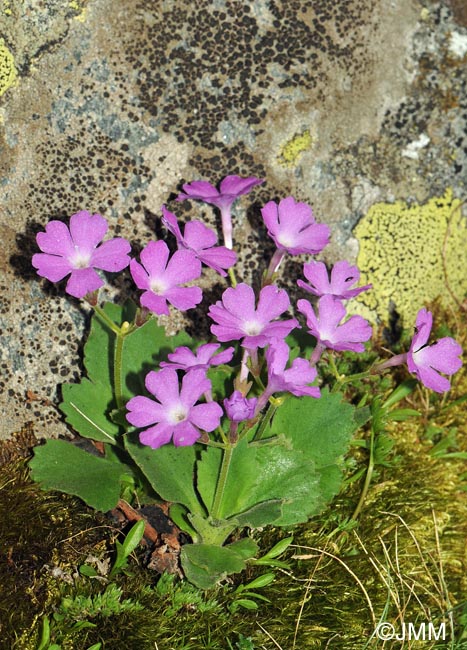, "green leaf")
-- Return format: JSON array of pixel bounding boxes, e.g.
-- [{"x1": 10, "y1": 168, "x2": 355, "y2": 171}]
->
[
  {"x1": 120, "y1": 316, "x2": 192, "y2": 402},
  {"x1": 226, "y1": 537, "x2": 259, "y2": 560},
  {"x1": 260, "y1": 536, "x2": 293, "y2": 559},
  {"x1": 261, "y1": 389, "x2": 356, "y2": 525},
  {"x1": 122, "y1": 519, "x2": 145, "y2": 556},
  {"x1": 59, "y1": 303, "x2": 193, "y2": 441},
  {"x1": 124, "y1": 433, "x2": 203, "y2": 514},
  {"x1": 181, "y1": 544, "x2": 247, "y2": 589},
  {"x1": 240, "y1": 572, "x2": 275, "y2": 590},
  {"x1": 195, "y1": 390, "x2": 355, "y2": 529},
  {"x1": 29, "y1": 439, "x2": 125, "y2": 511},
  {"x1": 231, "y1": 500, "x2": 283, "y2": 528},
  {"x1": 235, "y1": 599, "x2": 259, "y2": 610},
  {"x1": 61, "y1": 380, "x2": 120, "y2": 443},
  {"x1": 387, "y1": 408, "x2": 420, "y2": 421},
  {"x1": 383, "y1": 379, "x2": 417, "y2": 408},
  {"x1": 169, "y1": 503, "x2": 198, "y2": 537}
]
